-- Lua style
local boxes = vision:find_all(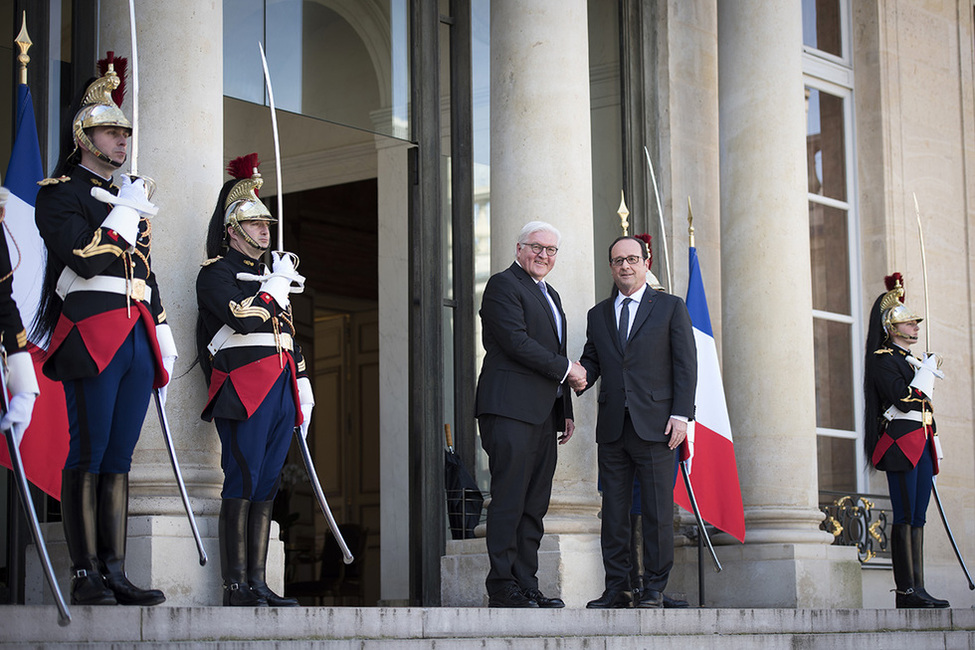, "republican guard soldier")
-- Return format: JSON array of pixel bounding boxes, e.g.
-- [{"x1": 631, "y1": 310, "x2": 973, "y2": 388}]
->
[
  {"x1": 864, "y1": 273, "x2": 949, "y2": 609},
  {"x1": 33, "y1": 56, "x2": 175, "y2": 606},
  {"x1": 197, "y1": 154, "x2": 313, "y2": 607}
]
